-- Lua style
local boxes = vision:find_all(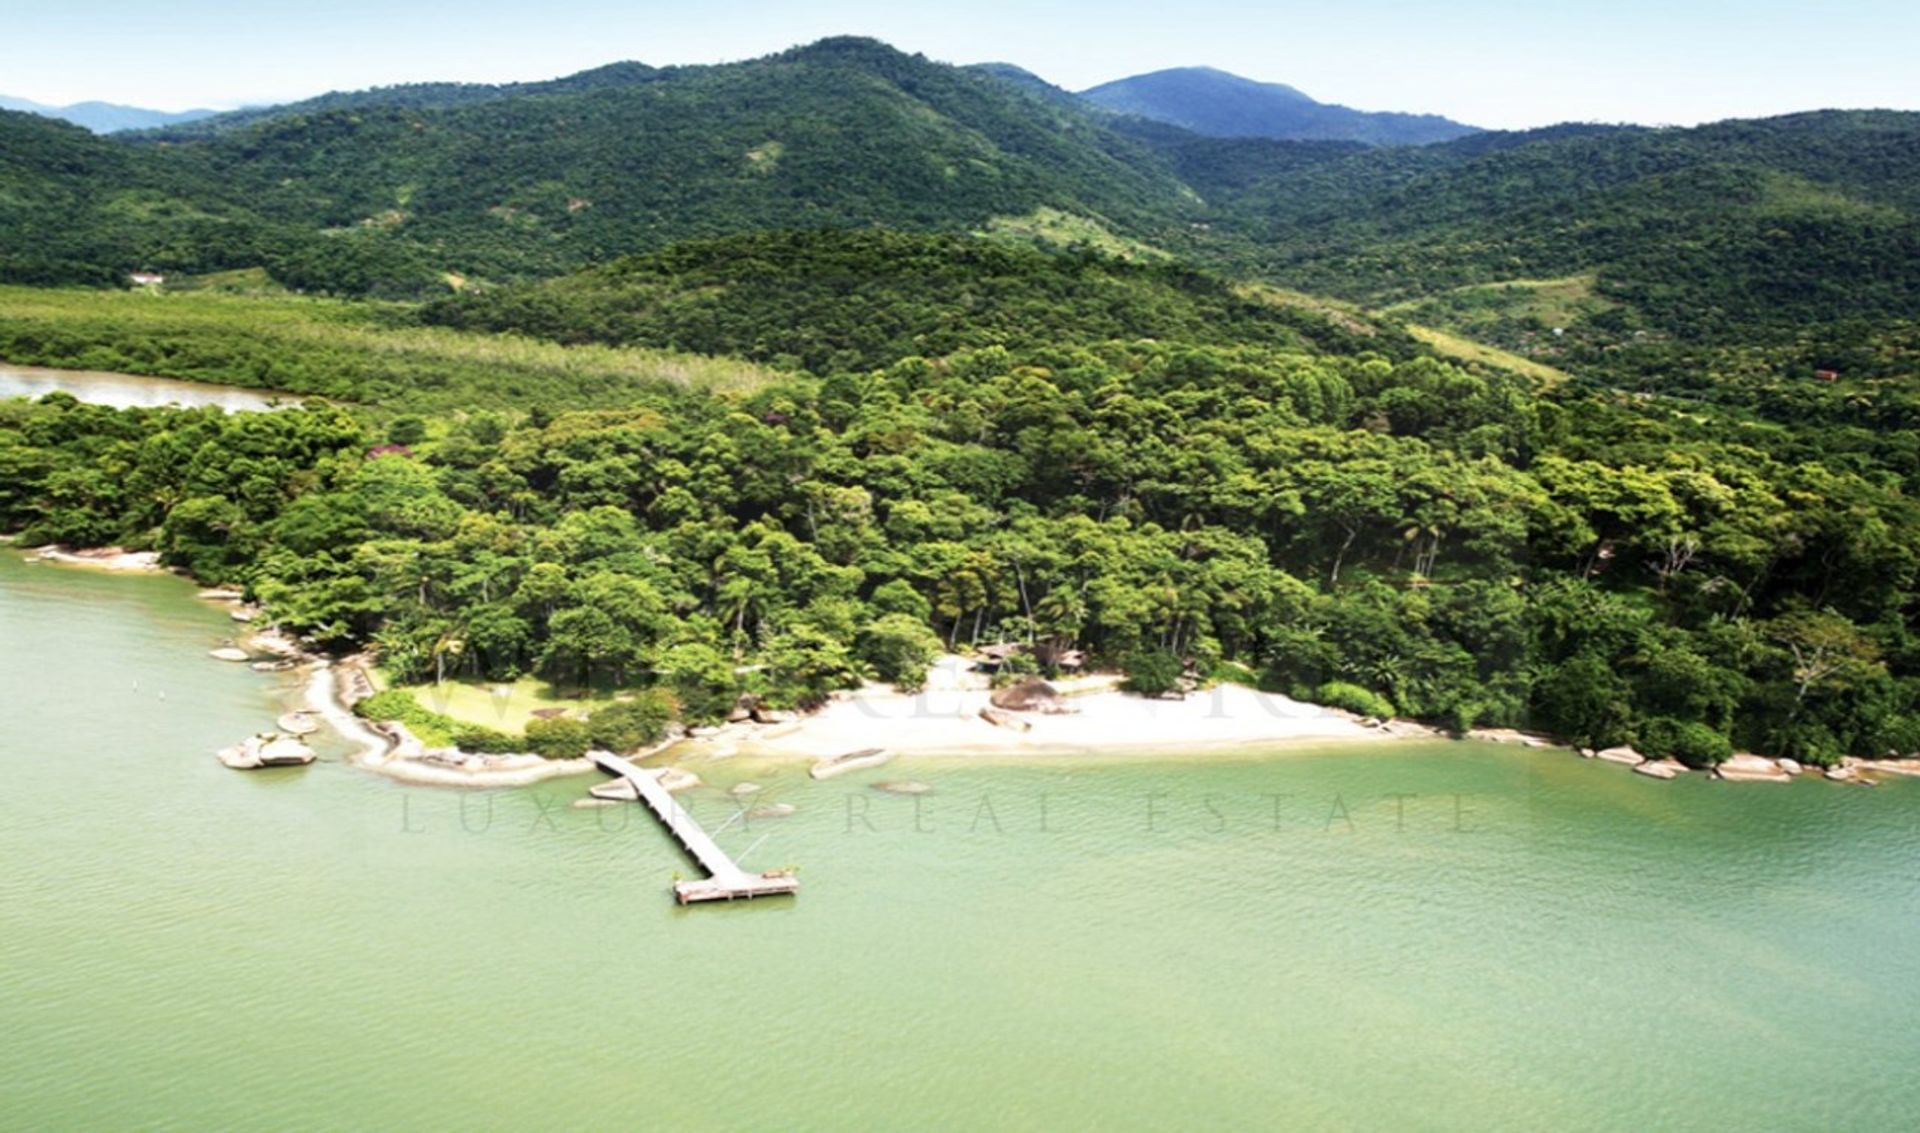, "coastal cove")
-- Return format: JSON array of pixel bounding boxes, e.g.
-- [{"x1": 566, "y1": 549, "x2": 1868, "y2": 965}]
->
[{"x1": 5, "y1": 552, "x2": 1920, "y2": 1128}]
